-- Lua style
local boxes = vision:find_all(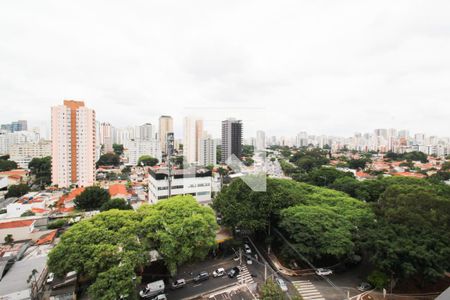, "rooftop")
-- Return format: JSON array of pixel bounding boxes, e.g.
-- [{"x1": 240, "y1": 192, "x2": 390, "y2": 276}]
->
[{"x1": 0, "y1": 220, "x2": 34, "y2": 230}]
